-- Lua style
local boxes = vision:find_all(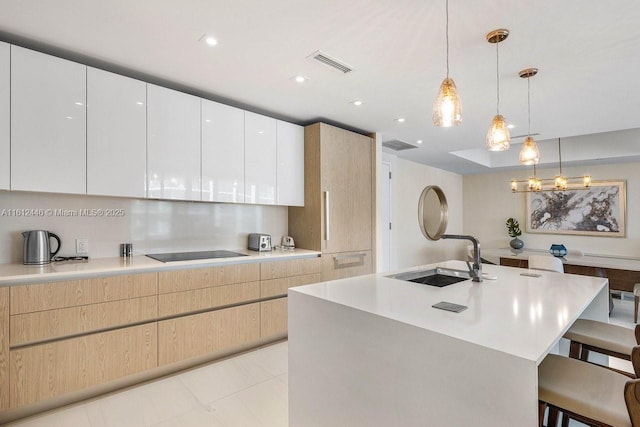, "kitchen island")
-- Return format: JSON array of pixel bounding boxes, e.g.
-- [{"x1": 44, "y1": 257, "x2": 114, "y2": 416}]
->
[{"x1": 288, "y1": 260, "x2": 609, "y2": 427}]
